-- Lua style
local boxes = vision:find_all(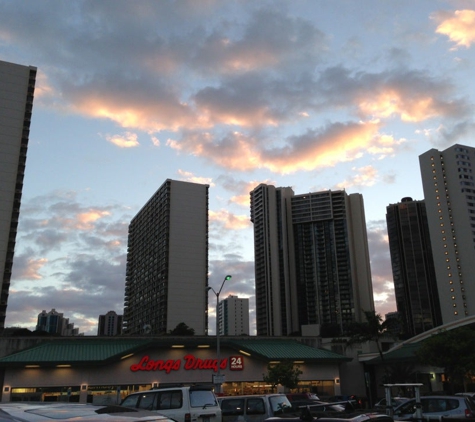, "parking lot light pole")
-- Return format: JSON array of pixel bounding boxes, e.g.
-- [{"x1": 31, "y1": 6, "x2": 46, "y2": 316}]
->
[{"x1": 206, "y1": 275, "x2": 232, "y2": 394}]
